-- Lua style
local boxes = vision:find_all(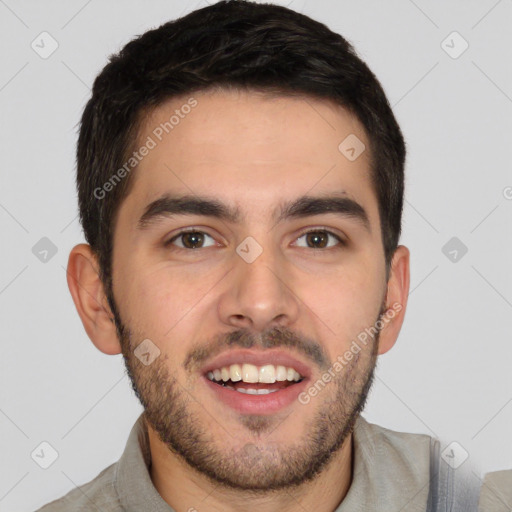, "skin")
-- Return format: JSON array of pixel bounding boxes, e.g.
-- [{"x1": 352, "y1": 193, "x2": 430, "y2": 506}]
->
[{"x1": 67, "y1": 89, "x2": 410, "y2": 512}]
